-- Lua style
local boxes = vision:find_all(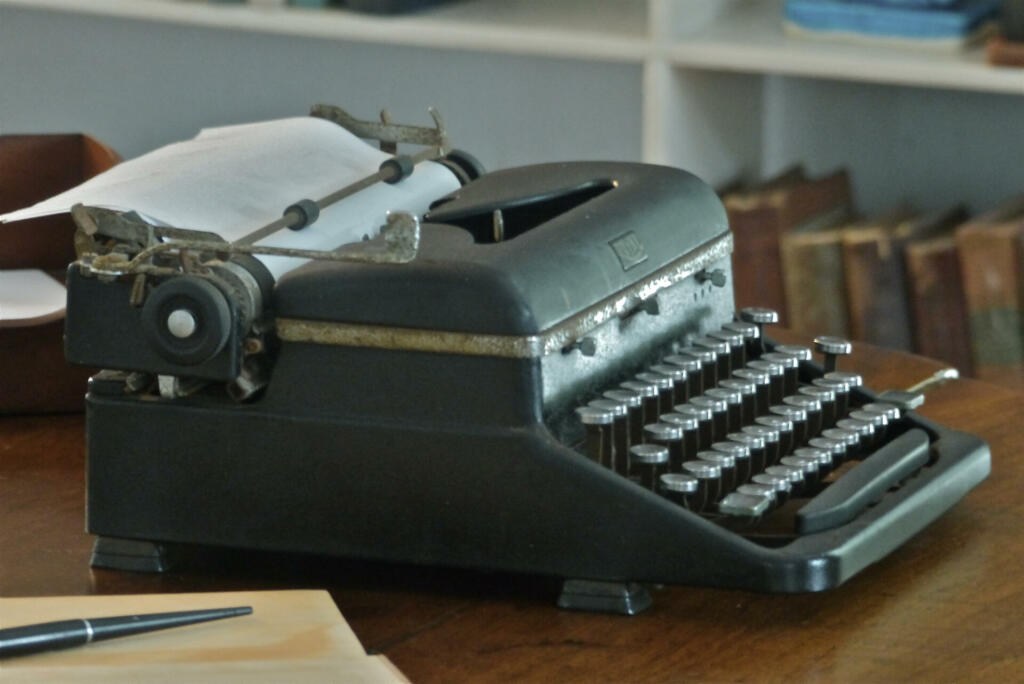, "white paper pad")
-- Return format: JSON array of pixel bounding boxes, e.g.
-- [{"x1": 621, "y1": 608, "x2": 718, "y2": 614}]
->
[
  {"x1": 0, "y1": 117, "x2": 460, "y2": 279},
  {"x1": 0, "y1": 269, "x2": 66, "y2": 328}
]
